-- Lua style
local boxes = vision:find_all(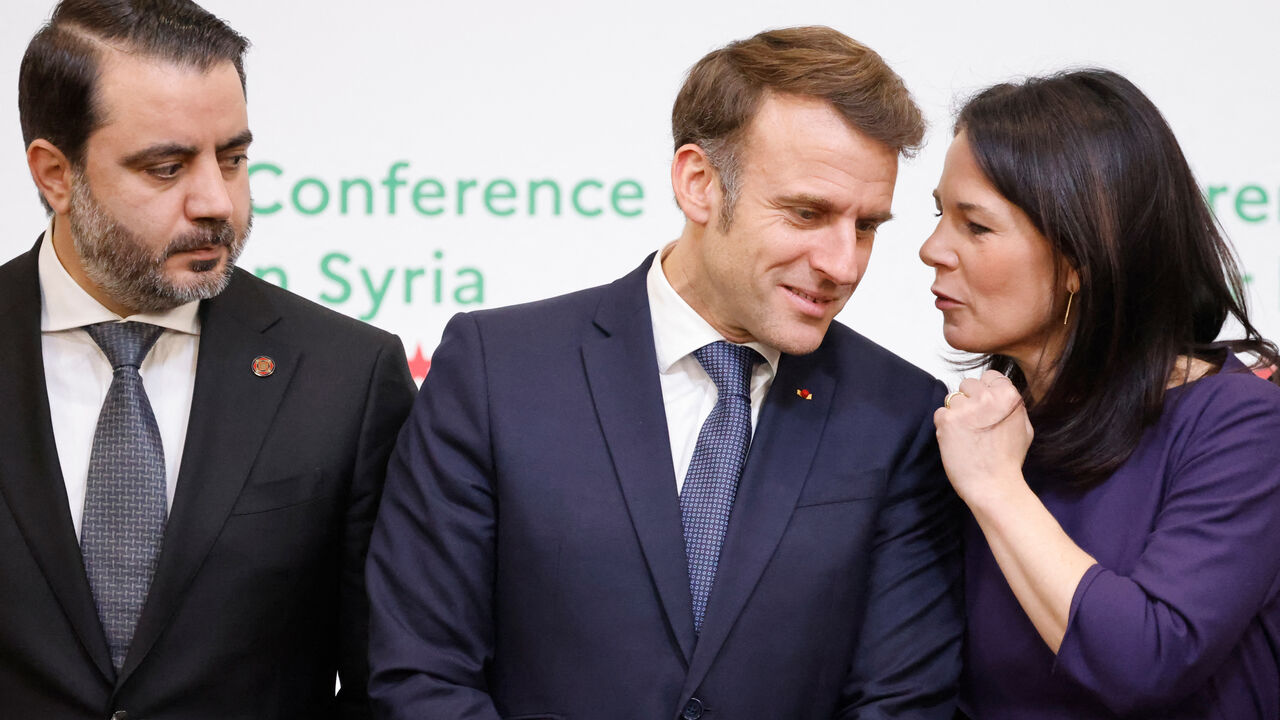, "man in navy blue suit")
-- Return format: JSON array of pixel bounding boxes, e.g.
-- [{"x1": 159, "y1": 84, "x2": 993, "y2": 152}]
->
[{"x1": 368, "y1": 26, "x2": 962, "y2": 720}]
